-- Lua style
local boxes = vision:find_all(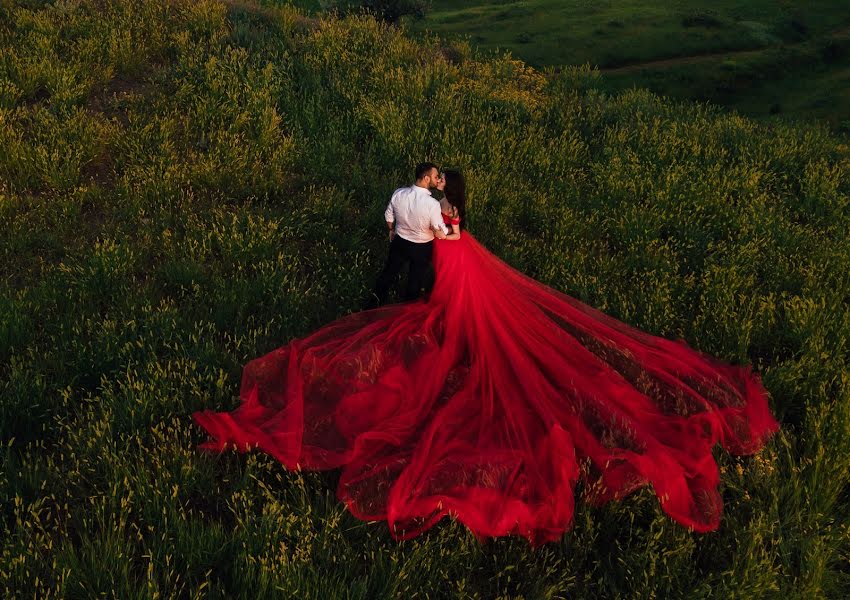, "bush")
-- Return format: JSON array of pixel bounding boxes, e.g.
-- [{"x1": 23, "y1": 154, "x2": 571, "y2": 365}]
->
[{"x1": 323, "y1": 0, "x2": 431, "y2": 23}]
